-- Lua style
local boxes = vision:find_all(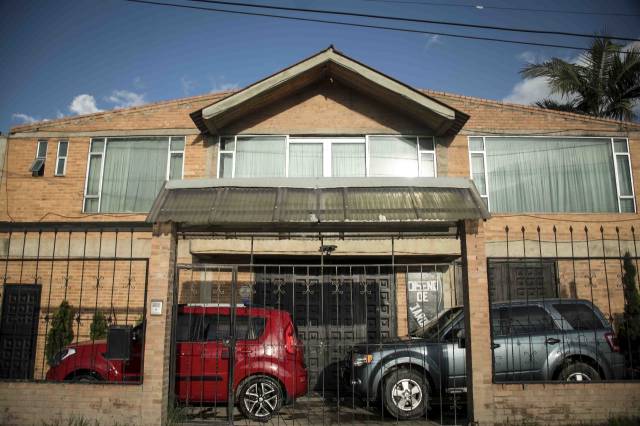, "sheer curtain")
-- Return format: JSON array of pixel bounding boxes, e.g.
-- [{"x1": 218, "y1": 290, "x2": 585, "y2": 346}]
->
[
  {"x1": 486, "y1": 137, "x2": 617, "y2": 212},
  {"x1": 368, "y1": 136, "x2": 418, "y2": 177},
  {"x1": 289, "y1": 143, "x2": 323, "y2": 177},
  {"x1": 332, "y1": 143, "x2": 365, "y2": 177},
  {"x1": 235, "y1": 136, "x2": 286, "y2": 177},
  {"x1": 100, "y1": 138, "x2": 169, "y2": 212}
]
